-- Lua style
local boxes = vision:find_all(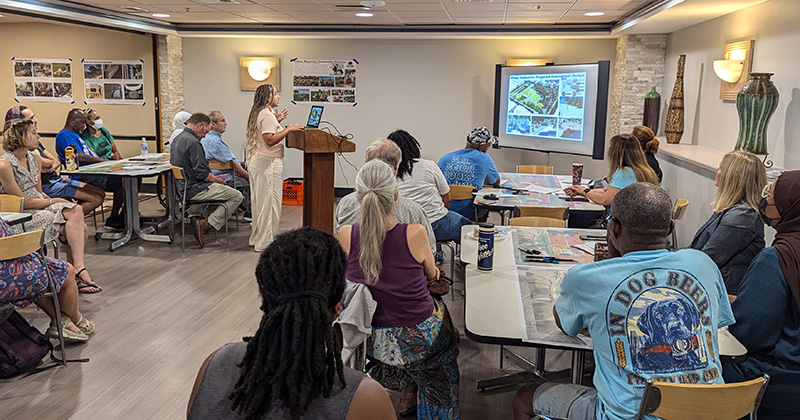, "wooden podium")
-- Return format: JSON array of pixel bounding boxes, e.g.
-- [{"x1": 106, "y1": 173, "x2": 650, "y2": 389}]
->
[{"x1": 287, "y1": 129, "x2": 356, "y2": 233}]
